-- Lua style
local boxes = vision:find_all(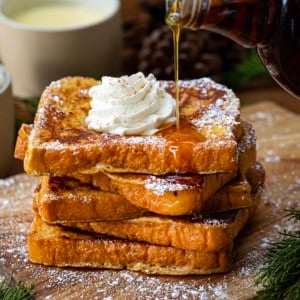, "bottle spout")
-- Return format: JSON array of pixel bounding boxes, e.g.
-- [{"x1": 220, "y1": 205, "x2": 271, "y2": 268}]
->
[
  {"x1": 165, "y1": 0, "x2": 208, "y2": 29},
  {"x1": 165, "y1": 0, "x2": 181, "y2": 26}
]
